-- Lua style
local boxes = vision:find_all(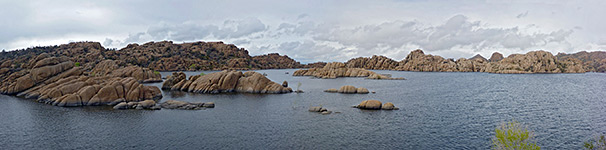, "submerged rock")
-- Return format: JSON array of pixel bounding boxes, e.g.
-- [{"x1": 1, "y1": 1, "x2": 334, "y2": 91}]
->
[{"x1": 160, "y1": 100, "x2": 214, "y2": 110}]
